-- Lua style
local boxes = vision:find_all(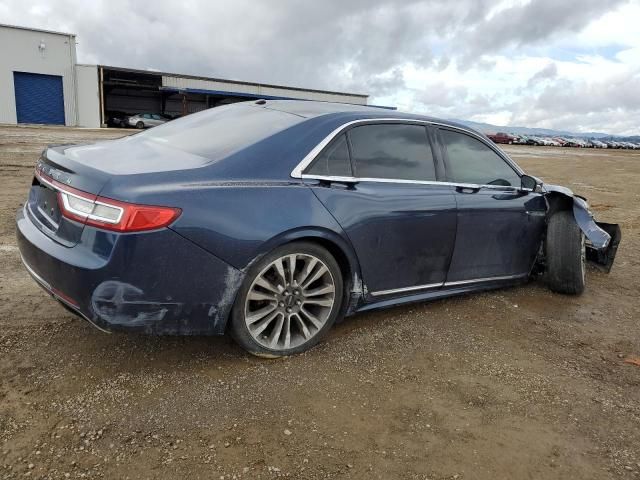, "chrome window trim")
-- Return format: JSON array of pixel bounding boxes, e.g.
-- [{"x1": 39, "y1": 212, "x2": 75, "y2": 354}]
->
[
  {"x1": 290, "y1": 117, "x2": 525, "y2": 180},
  {"x1": 370, "y1": 282, "x2": 443, "y2": 297},
  {"x1": 299, "y1": 173, "x2": 524, "y2": 192}
]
